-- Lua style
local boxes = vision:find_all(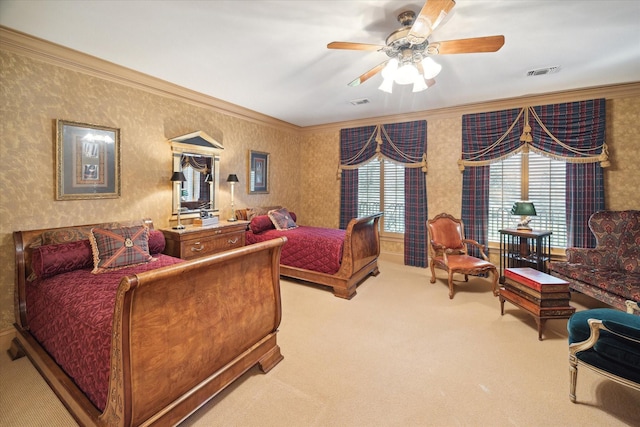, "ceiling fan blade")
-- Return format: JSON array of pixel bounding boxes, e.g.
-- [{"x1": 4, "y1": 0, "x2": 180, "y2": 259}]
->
[
  {"x1": 348, "y1": 61, "x2": 388, "y2": 87},
  {"x1": 428, "y1": 35, "x2": 505, "y2": 54},
  {"x1": 426, "y1": 79, "x2": 436, "y2": 88},
  {"x1": 327, "y1": 41, "x2": 384, "y2": 51},
  {"x1": 407, "y1": 0, "x2": 456, "y2": 44}
]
